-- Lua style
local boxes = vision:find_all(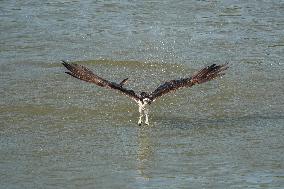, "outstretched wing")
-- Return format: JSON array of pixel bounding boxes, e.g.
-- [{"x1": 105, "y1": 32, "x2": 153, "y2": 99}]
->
[
  {"x1": 149, "y1": 63, "x2": 228, "y2": 101},
  {"x1": 62, "y1": 60, "x2": 140, "y2": 102}
]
